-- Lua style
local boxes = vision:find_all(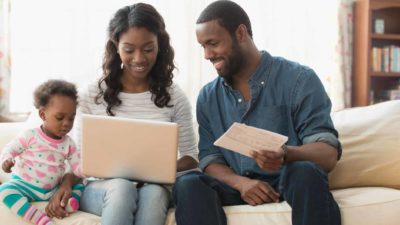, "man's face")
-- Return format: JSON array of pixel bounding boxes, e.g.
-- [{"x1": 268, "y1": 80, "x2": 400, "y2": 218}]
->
[{"x1": 196, "y1": 20, "x2": 243, "y2": 79}]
